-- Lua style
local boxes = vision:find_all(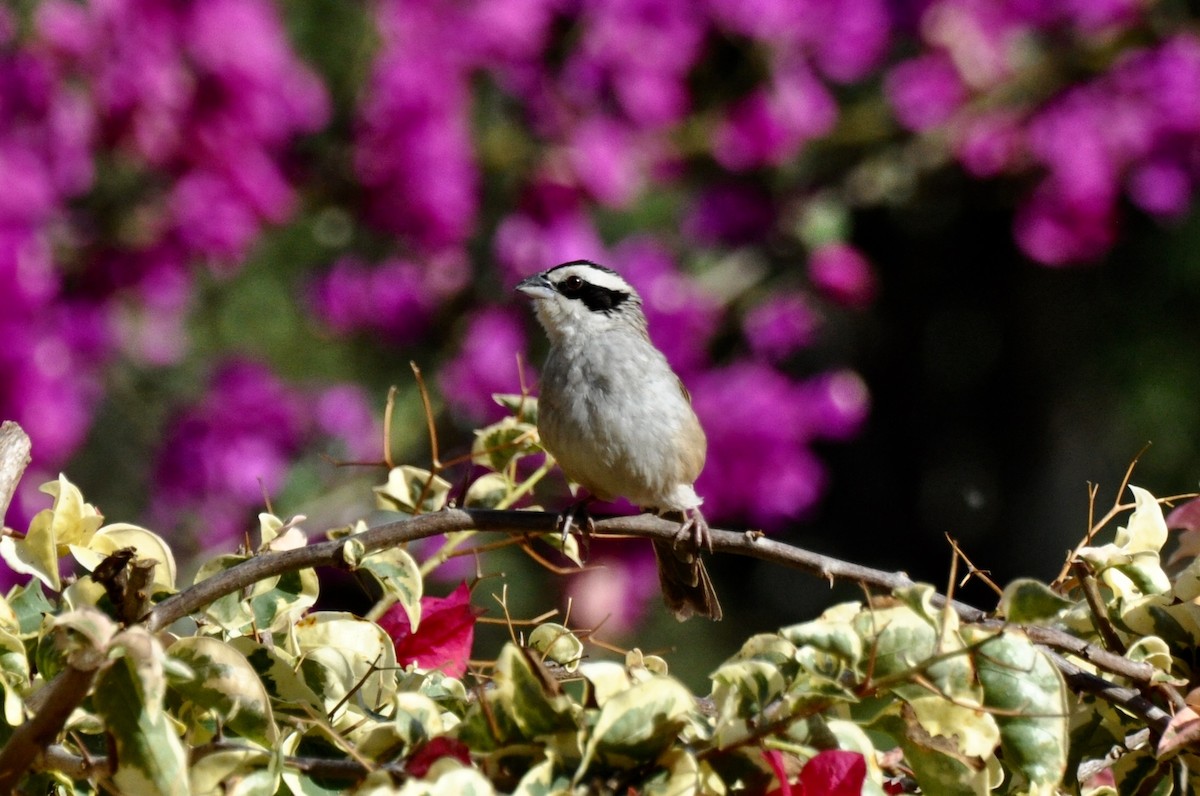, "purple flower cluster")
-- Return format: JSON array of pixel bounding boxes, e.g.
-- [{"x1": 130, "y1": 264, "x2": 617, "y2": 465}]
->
[
  {"x1": 887, "y1": 1, "x2": 1200, "y2": 264},
  {"x1": 38, "y1": 0, "x2": 328, "y2": 263},
  {"x1": 310, "y1": 254, "x2": 468, "y2": 344},
  {"x1": 1015, "y1": 36, "x2": 1200, "y2": 264},
  {"x1": 439, "y1": 308, "x2": 532, "y2": 422},
  {"x1": 0, "y1": 7, "x2": 105, "y2": 486},
  {"x1": 0, "y1": 1, "x2": 330, "y2": 534},
  {"x1": 151, "y1": 361, "x2": 379, "y2": 549}
]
